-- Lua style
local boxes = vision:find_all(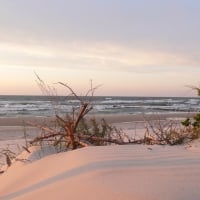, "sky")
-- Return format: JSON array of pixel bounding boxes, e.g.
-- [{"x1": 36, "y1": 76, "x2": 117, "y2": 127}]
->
[{"x1": 0, "y1": 0, "x2": 200, "y2": 97}]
